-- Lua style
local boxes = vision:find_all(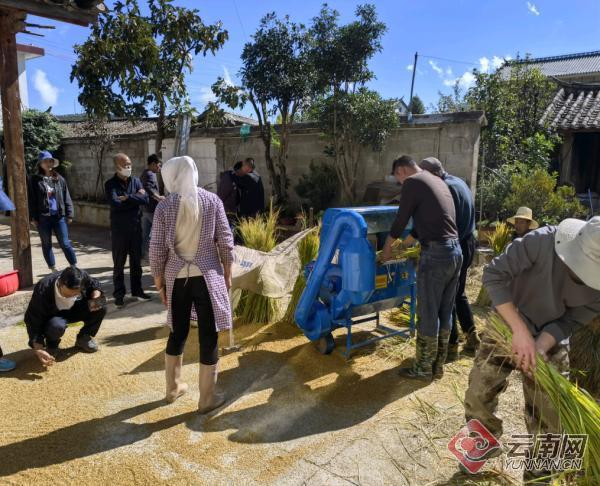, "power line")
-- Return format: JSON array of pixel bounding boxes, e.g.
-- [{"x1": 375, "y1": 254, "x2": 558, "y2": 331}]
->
[
  {"x1": 232, "y1": 0, "x2": 247, "y2": 39},
  {"x1": 420, "y1": 54, "x2": 478, "y2": 66}
]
